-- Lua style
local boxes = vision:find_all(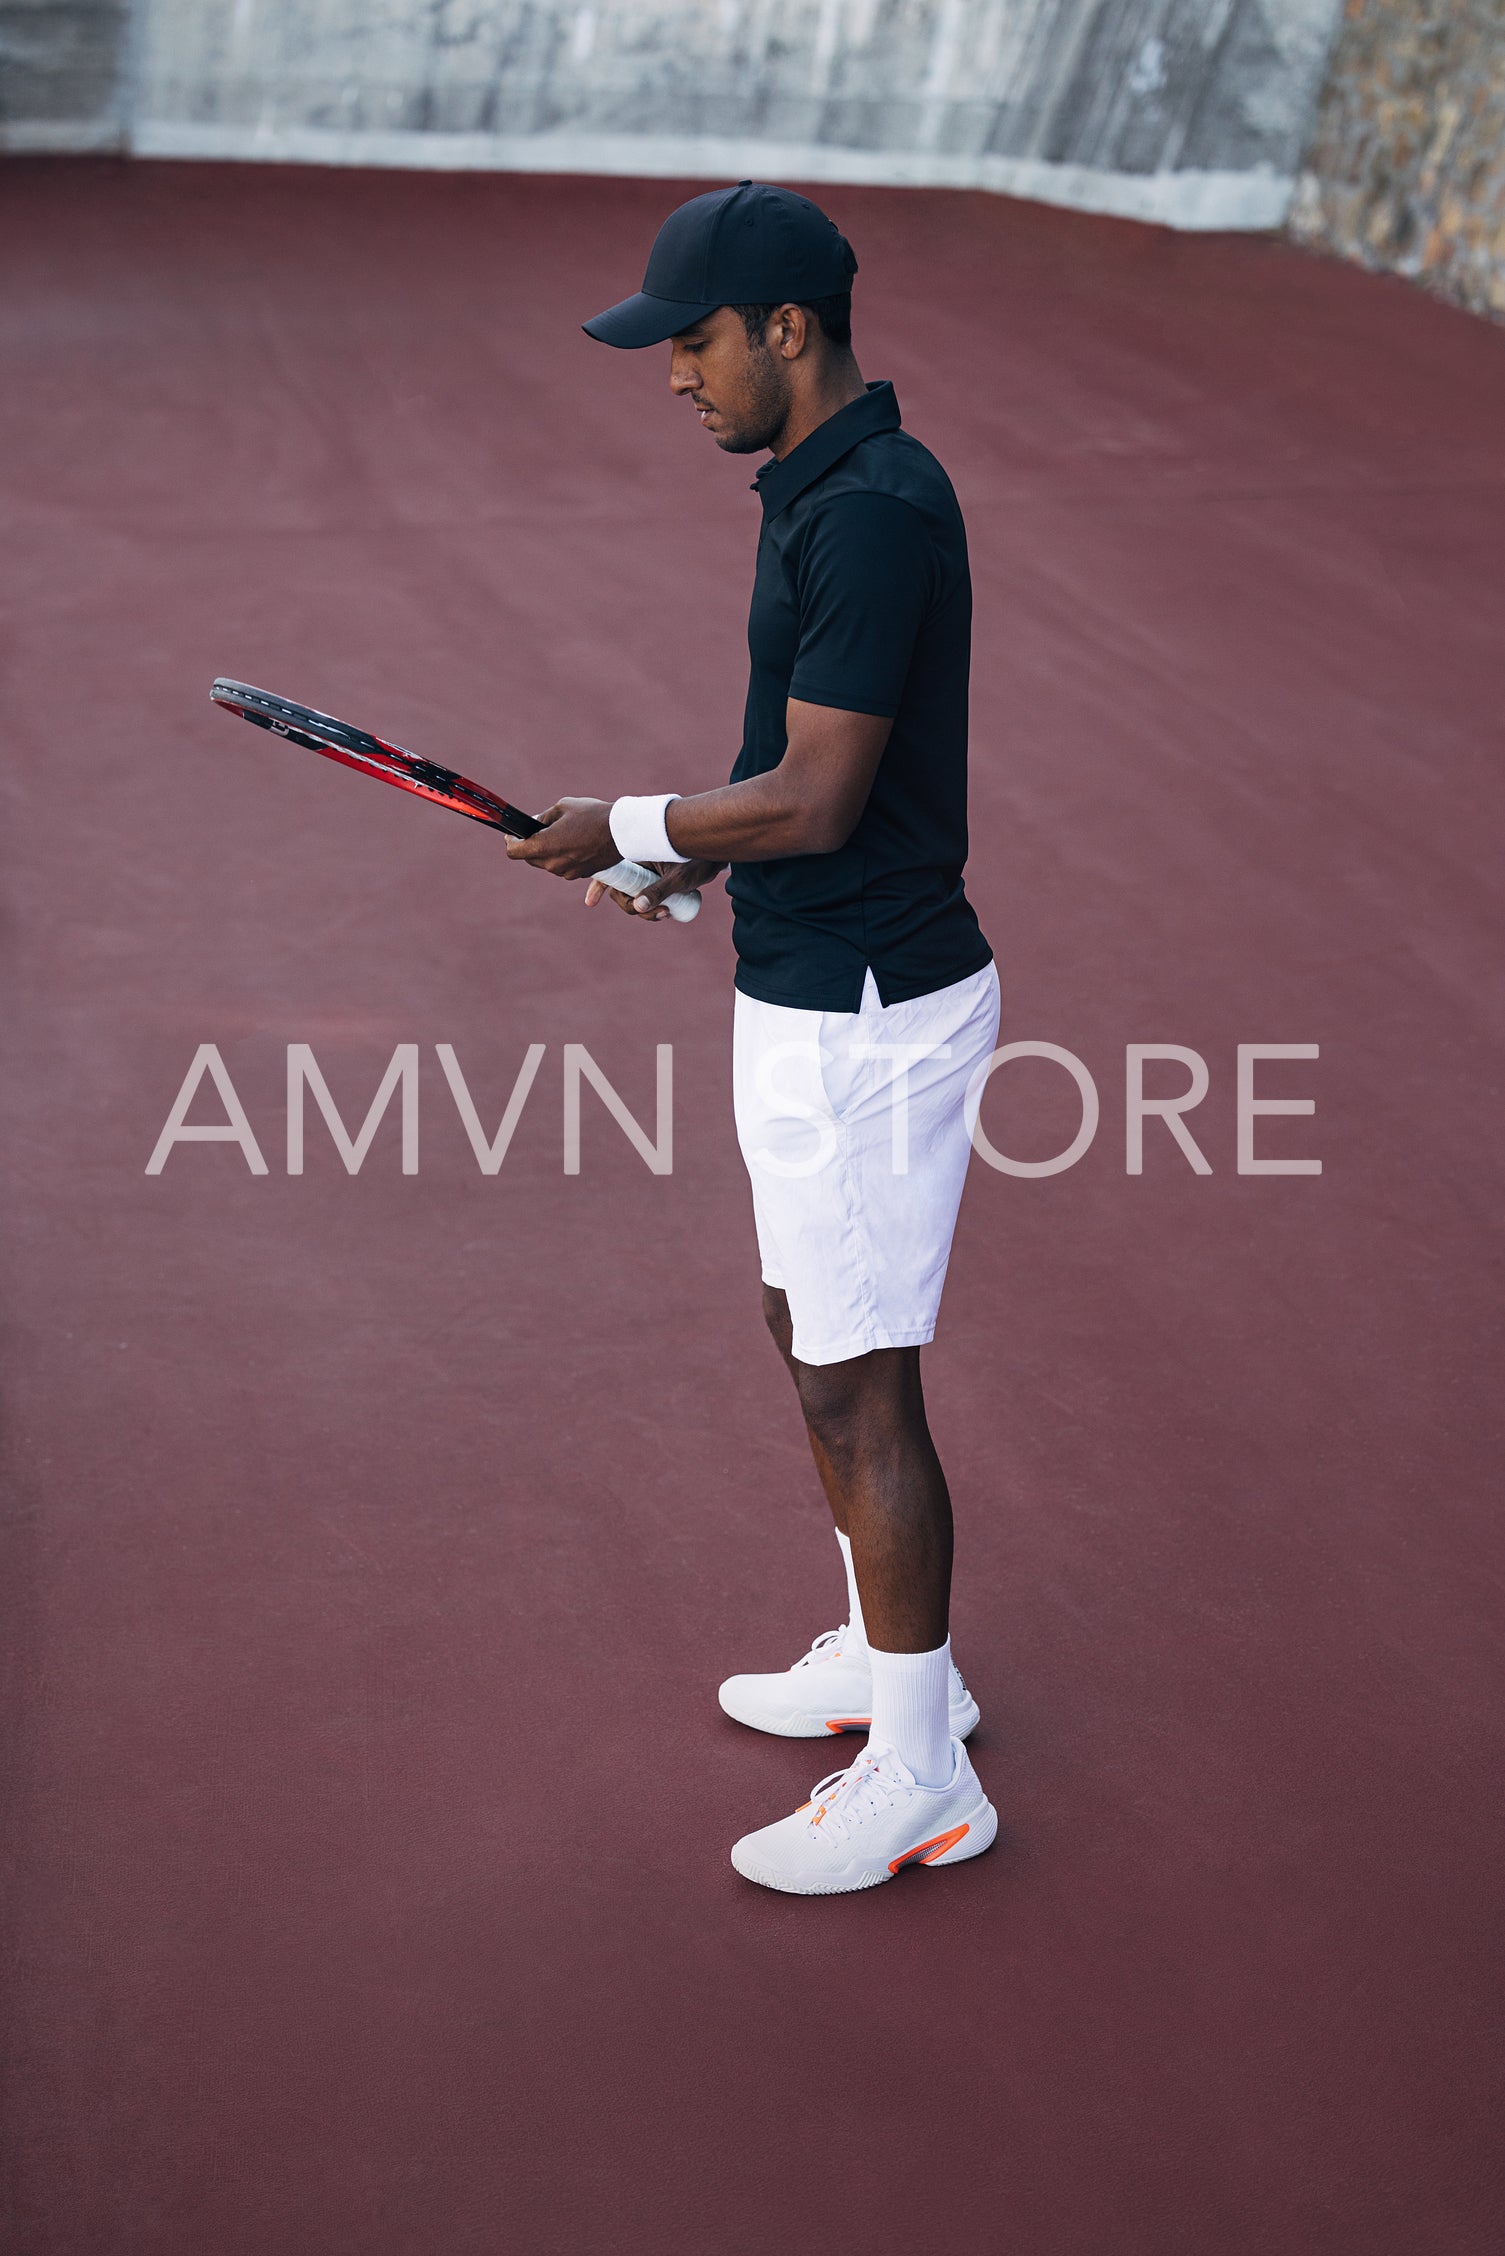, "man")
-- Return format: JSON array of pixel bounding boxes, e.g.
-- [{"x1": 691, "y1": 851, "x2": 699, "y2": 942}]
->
[{"x1": 510, "y1": 182, "x2": 1001, "y2": 1895}]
